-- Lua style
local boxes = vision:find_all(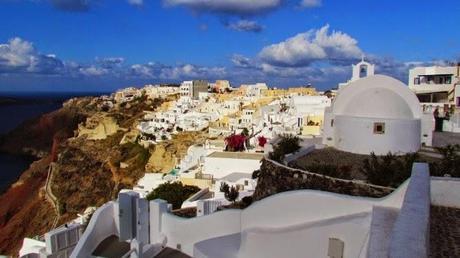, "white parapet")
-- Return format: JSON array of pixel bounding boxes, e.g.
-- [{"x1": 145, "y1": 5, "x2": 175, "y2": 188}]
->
[
  {"x1": 71, "y1": 202, "x2": 119, "y2": 258},
  {"x1": 388, "y1": 163, "x2": 430, "y2": 258}
]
